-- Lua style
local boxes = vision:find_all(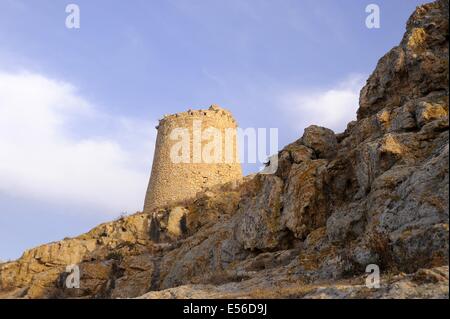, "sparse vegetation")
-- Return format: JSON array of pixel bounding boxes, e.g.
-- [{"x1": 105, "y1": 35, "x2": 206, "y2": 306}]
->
[
  {"x1": 106, "y1": 251, "x2": 123, "y2": 261},
  {"x1": 367, "y1": 231, "x2": 396, "y2": 271},
  {"x1": 116, "y1": 211, "x2": 129, "y2": 221}
]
